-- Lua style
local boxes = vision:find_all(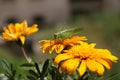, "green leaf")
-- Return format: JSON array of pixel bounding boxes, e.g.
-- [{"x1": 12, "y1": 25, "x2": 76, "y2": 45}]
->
[
  {"x1": 1, "y1": 59, "x2": 12, "y2": 76},
  {"x1": 35, "y1": 63, "x2": 42, "y2": 77},
  {"x1": 1, "y1": 59, "x2": 16, "y2": 80},
  {"x1": 41, "y1": 59, "x2": 49, "y2": 77},
  {"x1": 54, "y1": 27, "x2": 83, "y2": 39},
  {"x1": 20, "y1": 63, "x2": 34, "y2": 67},
  {"x1": 28, "y1": 70, "x2": 39, "y2": 78},
  {"x1": 10, "y1": 64, "x2": 16, "y2": 77}
]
